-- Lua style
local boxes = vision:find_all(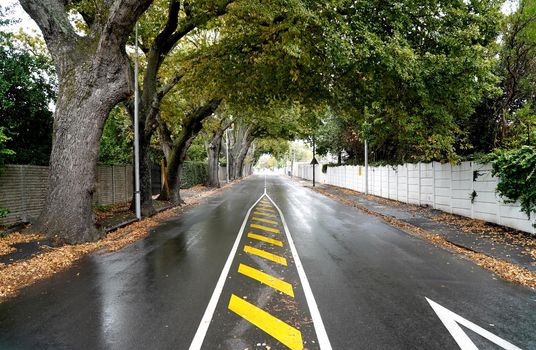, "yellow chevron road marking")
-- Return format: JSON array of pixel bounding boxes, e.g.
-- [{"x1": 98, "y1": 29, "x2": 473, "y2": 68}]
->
[
  {"x1": 256, "y1": 207, "x2": 276, "y2": 213},
  {"x1": 244, "y1": 245, "x2": 287, "y2": 266},
  {"x1": 252, "y1": 217, "x2": 278, "y2": 225},
  {"x1": 228, "y1": 294, "x2": 303, "y2": 350},
  {"x1": 248, "y1": 232, "x2": 283, "y2": 247},
  {"x1": 251, "y1": 223, "x2": 280, "y2": 234},
  {"x1": 253, "y1": 211, "x2": 277, "y2": 218},
  {"x1": 238, "y1": 264, "x2": 294, "y2": 297}
]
